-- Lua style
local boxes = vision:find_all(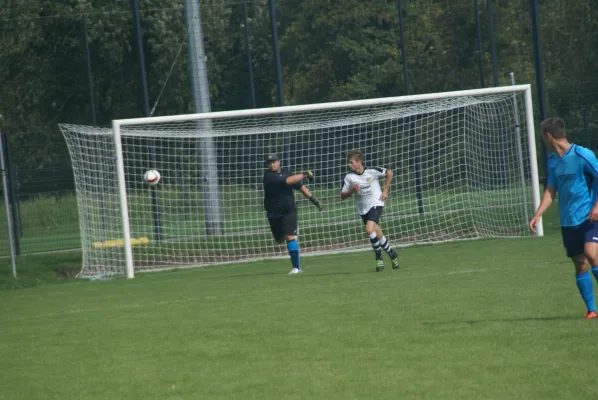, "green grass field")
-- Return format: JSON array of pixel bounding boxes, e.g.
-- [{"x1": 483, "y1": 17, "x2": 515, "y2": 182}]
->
[{"x1": 1, "y1": 206, "x2": 597, "y2": 399}]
